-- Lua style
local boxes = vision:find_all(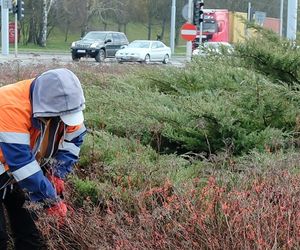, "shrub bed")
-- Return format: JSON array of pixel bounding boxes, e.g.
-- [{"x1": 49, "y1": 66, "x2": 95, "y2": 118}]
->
[{"x1": 2, "y1": 27, "x2": 300, "y2": 249}]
